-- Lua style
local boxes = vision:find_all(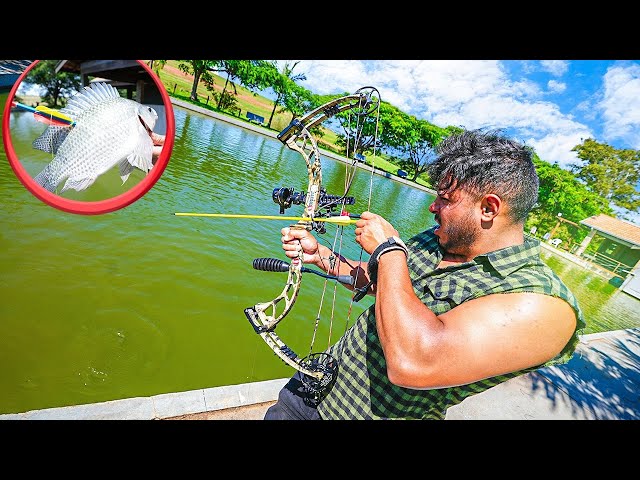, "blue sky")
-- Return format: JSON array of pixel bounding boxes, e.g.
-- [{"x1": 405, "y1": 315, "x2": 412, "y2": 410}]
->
[
  {"x1": 276, "y1": 60, "x2": 639, "y2": 170},
  {"x1": 273, "y1": 60, "x2": 640, "y2": 223}
]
